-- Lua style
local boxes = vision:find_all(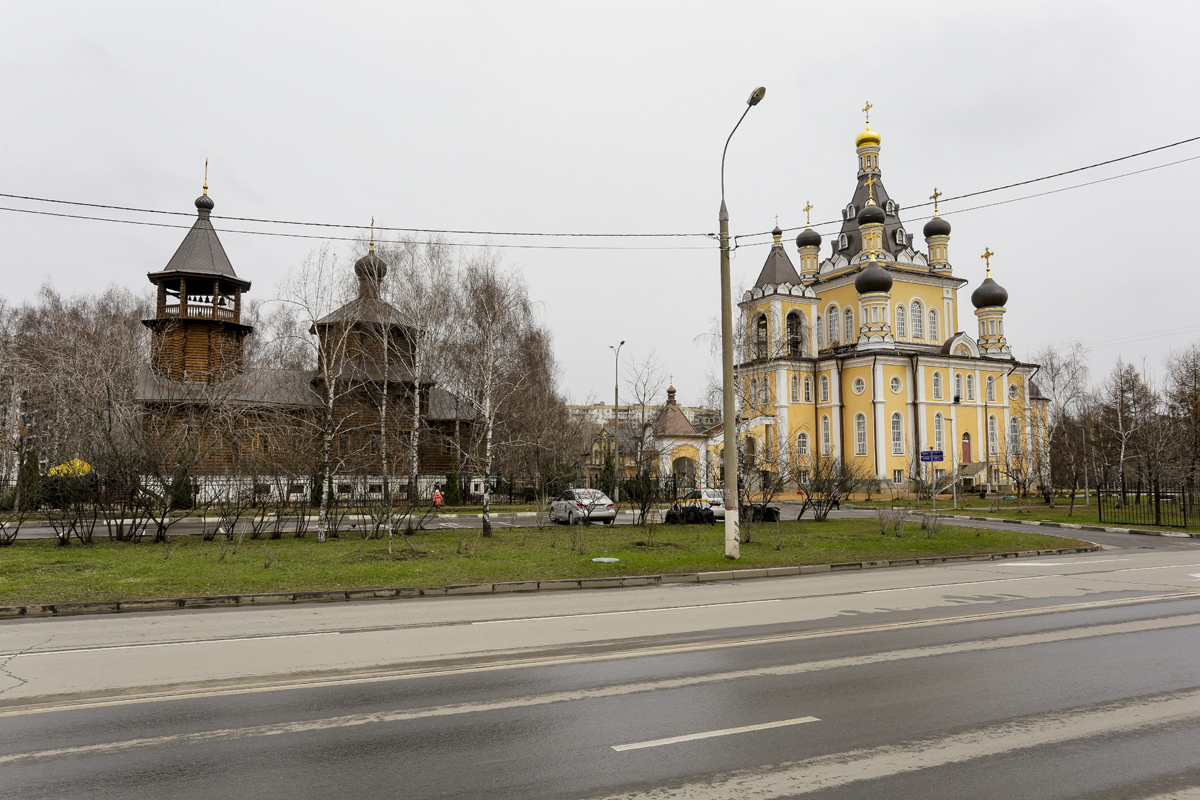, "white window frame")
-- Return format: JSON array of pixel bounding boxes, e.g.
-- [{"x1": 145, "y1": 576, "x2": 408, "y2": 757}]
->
[
  {"x1": 855, "y1": 413, "x2": 868, "y2": 456},
  {"x1": 821, "y1": 416, "x2": 831, "y2": 456},
  {"x1": 987, "y1": 376, "x2": 996, "y2": 402},
  {"x1": 891, "y1": 412, "x2": 903, "y2": 455},
  {"x1": 911, "y1": 300, "x2": 924, "y2": 338},
  {"x1": 797, "y1": 432, "x2": 809, "y2": 456},
  {"x1": 932, "y1": 371, "x2": 942, "y2": 400},
  {"x1": 967, "y1": 374, "x2": 975, "y2": 401},
  {"x1": 928, "y1": 309, "x2": 938, "y2": 342},
  {"x1": 820, "y1": 376, "x2": 830, "y2": 403},
  {"x1": 790, "y1": 375, "x2": 799, "y2": 403},
  {"x1": 828, "y1": 306, "x2": 840, "y2": 343},
  {"x1": 934, "y1": 413, "x2": 944, "y2": 452},
  {"x1": 844, "y1": 308, "x2": 854, "y2": 341},
  {"x1": 895, "y1": 304, "x2": 906, "y2": 337},
  {"x1": 804, "y1": 376, "x2": 812, "y2": 402}
]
